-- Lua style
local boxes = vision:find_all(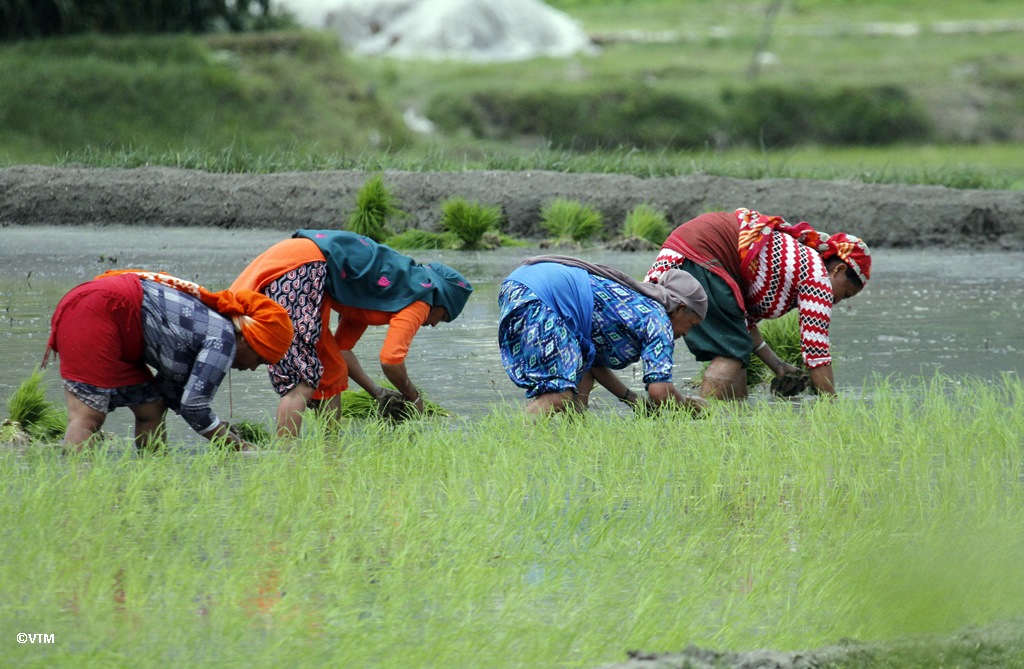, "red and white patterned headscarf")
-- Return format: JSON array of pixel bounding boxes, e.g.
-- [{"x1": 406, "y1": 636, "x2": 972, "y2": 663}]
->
[
  {"x1": 735, "y1": 209, "x2": 871, "y2": 285},
  {"x1": 819, "y1": 232, "x2": 872, "y2": 284}
]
